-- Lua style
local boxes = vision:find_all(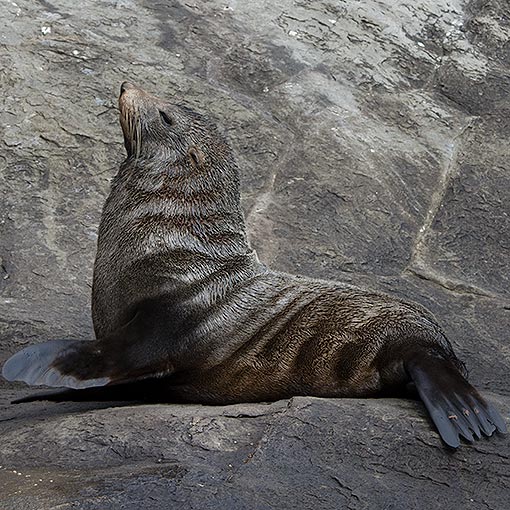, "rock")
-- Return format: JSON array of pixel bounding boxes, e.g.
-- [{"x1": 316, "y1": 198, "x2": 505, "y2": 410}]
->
[{"x1": 0, "y1": 0, "x2": 509, "y2": 508}]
